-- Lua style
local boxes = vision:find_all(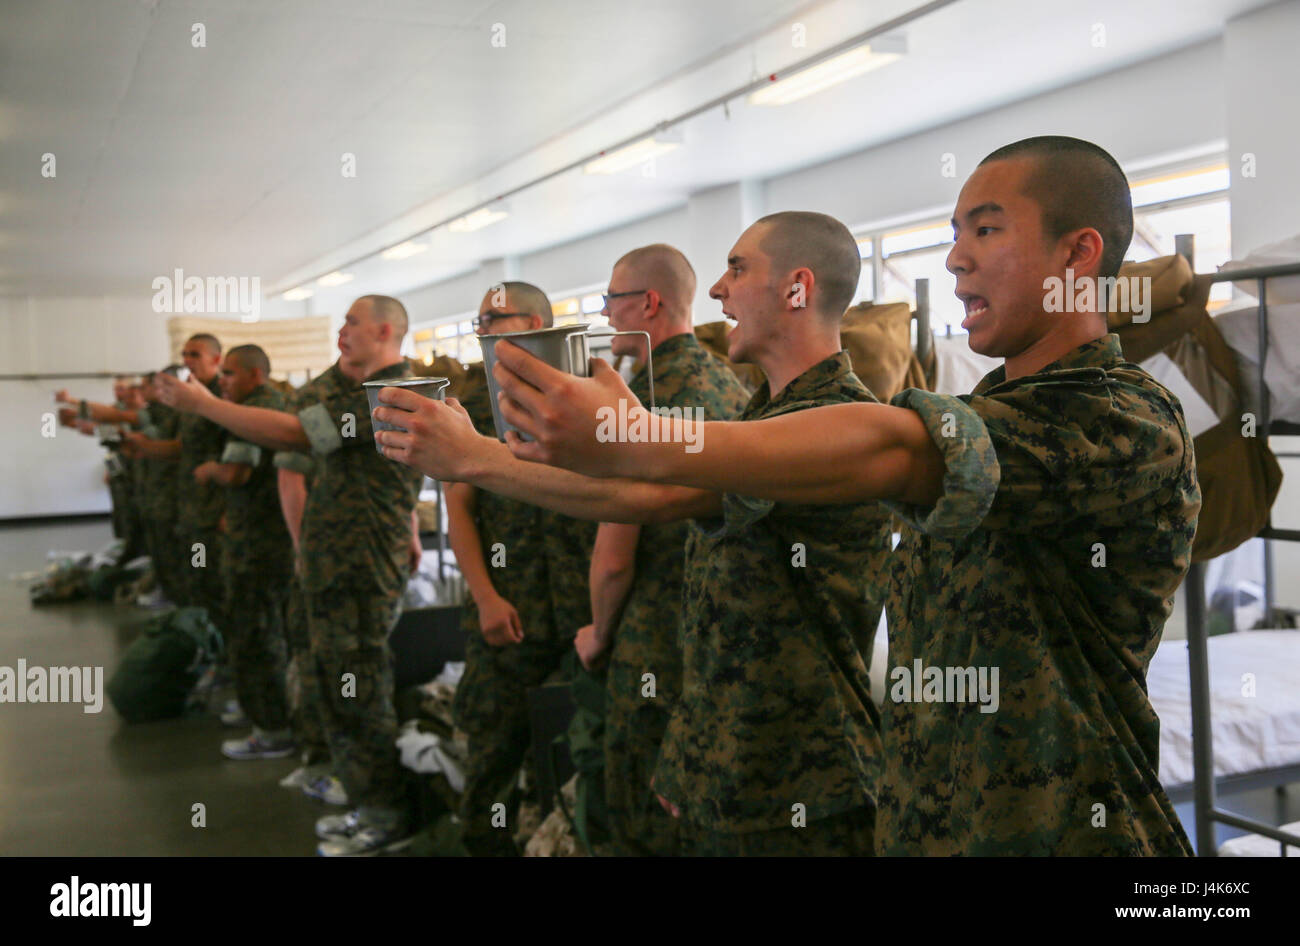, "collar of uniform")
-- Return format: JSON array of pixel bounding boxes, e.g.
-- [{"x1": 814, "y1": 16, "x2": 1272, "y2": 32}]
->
[
  {"x1": 650, "y1": 331, "x2": 700, "y2": 360},
  {"x1": 742, "y1": 349, "x2": 853, "y2": 418},
  {"x1": 362, "y1": 360, "x2": 411, "y2": 385},
  {"x1": 971, "y1": 333, "x2": 1122, "y2": 397},
  {"x1": 238, "y1": 382, "x2": 270, "y2": 404}
]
